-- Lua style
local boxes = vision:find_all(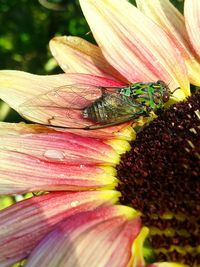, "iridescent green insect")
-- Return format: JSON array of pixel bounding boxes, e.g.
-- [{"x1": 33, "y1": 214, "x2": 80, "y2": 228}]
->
[
  {"x1": 20, "y1": 80, "x2": 174, "y2": 129},
  {"x1": 82, "y1": 80, "x2": 172, "y2": 129}
]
